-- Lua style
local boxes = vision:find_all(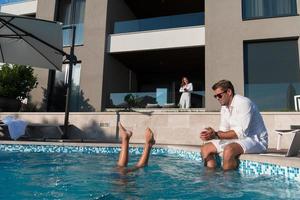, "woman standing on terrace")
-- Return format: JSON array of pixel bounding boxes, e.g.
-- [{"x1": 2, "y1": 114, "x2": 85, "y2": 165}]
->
[{"x1": 179, "y1": 77, "x2": 193, "y2": 109}]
